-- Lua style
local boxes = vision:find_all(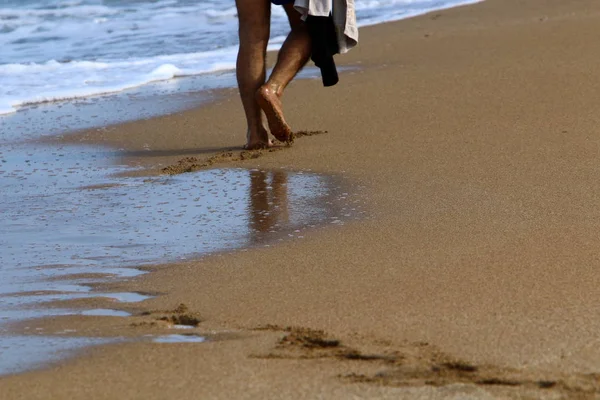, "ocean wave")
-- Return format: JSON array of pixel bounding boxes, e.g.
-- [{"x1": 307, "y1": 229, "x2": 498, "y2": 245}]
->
[
  {"x1": 0, "y1": 5, "x2": 117, "y2": 19},
  {"x1": 0, "y1": 50, "x2": 238, "y2": 115}
]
